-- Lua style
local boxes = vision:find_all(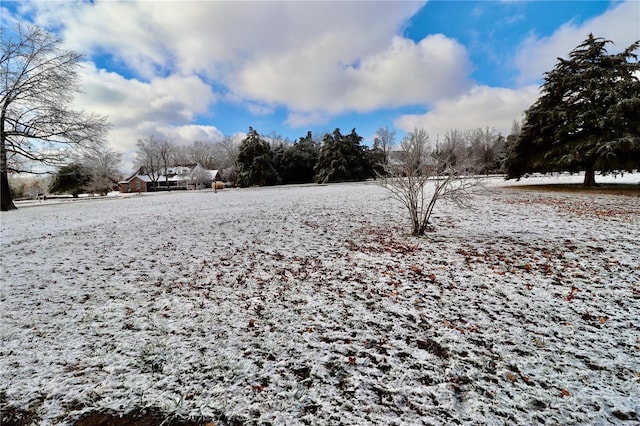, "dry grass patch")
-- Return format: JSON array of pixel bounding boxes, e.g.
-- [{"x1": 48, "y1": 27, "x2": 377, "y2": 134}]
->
[{"x1": 506, "y1": 183, "x2": 640, "y2": 197}]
